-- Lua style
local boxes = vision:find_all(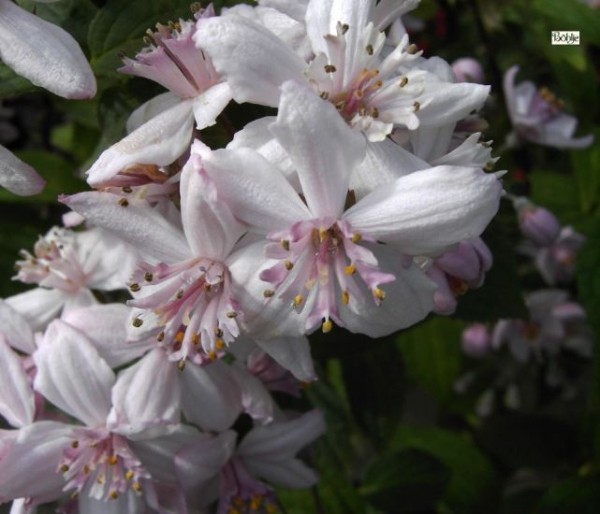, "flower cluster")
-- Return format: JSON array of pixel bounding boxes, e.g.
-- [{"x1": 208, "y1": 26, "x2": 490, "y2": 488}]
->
[{"x1": 0, "y1": 0, "x2": 508, "y2": 512}]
